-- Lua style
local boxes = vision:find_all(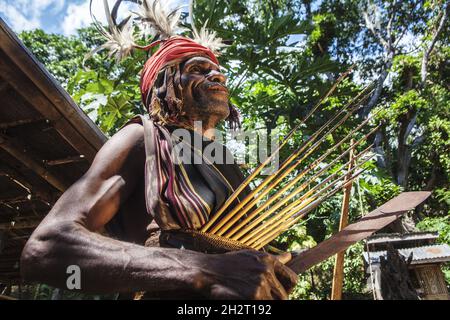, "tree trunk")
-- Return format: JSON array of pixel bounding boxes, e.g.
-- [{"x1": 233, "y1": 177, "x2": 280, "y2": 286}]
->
[
  {"x1": 425, "y1": 154, "x2": 439, "y2": 191},
  {"x1": 379, "y1": 244, "x2": 419, "y2": 300},
  {"x1": 396, "y1": 111, "x2": 417, "y2": 188},
  {"x1": 363, "y1": 50, "x2": 394, "y2": 117}
]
